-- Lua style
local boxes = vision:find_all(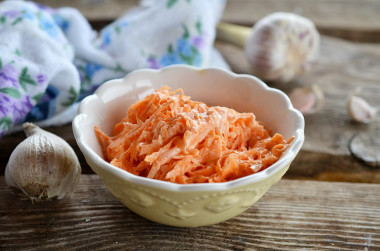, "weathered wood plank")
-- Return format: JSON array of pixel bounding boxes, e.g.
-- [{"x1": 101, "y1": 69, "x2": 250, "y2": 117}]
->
[
  {"x1": 222, "y1": 0, "x2": 380, "y2": 43},
  {"x1": 35, "y1": 0, "x2": 139, "y2": 22},
  {"x1": 33, "y1": 0, "x2": 380, "y2": 42},
  {"x1": 0, "y1": 175, "x2": 379, "y2": 250}
]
